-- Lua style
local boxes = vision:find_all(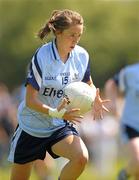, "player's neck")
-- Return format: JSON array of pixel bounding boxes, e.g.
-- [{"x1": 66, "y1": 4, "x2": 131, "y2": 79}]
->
[
  {"x1": 55, "y1": 41, "x2": 69, "y2": 62},
  {"x1": 59, "y1": 53, "x2": 69, "y2": 62}
]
